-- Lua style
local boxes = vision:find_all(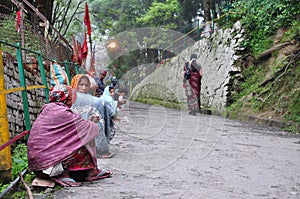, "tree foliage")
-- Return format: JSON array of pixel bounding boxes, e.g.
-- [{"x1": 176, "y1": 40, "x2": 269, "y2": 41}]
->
[
  {"x1": 52, "y1": 0, "x2": 86, "y2": 40},
  {"x1": 229, "y1": 0, "x2": 300, "y2": 55},
  {"x1": 136, "y1": 0, "x2": 180, "y2": 29},
  {"x1": 177, "y1": 0, "x2": 201, "y2": 24},
  {"x1": 90, "y1": 0, "x2": 151, "y2": 36}
]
